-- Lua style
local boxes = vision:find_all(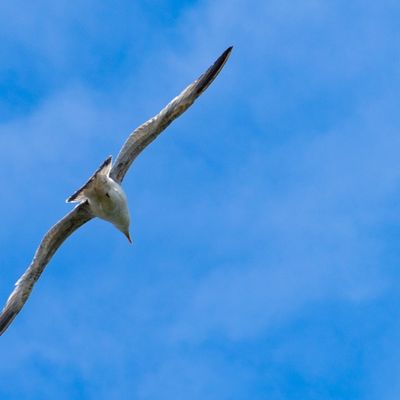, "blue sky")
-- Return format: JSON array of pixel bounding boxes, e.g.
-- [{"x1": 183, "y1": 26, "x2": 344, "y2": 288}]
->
[{"x1": 1, "y1": 0, "x2": 400, "y2": 398}]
